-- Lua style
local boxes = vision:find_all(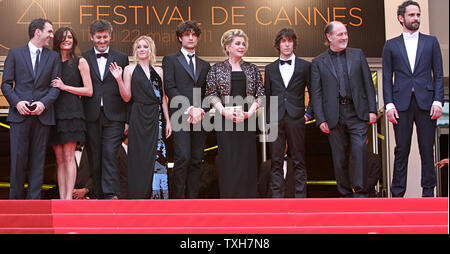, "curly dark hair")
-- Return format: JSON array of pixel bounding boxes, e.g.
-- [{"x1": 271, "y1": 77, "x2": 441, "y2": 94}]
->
[{"x1": 175, "y1": 20, "x2": 202, "y2": 43}]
